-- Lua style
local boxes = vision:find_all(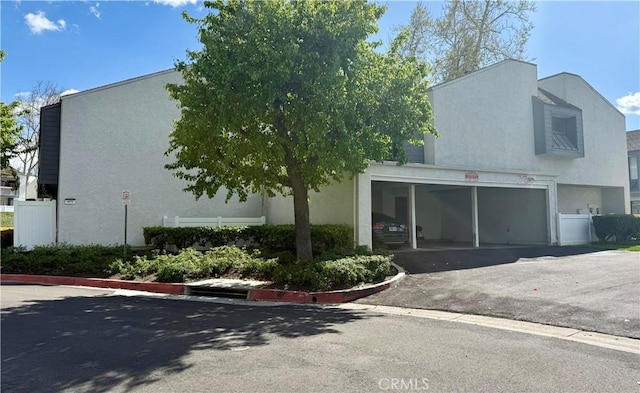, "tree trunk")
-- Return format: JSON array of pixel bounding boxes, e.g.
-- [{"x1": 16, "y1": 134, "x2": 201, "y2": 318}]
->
[
  {"x1": 290, "y1": 174, "x2": 313, "y2": 262},
  {"x1": 283, "y1": 147, "x2": 313, "y2": 263}
]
